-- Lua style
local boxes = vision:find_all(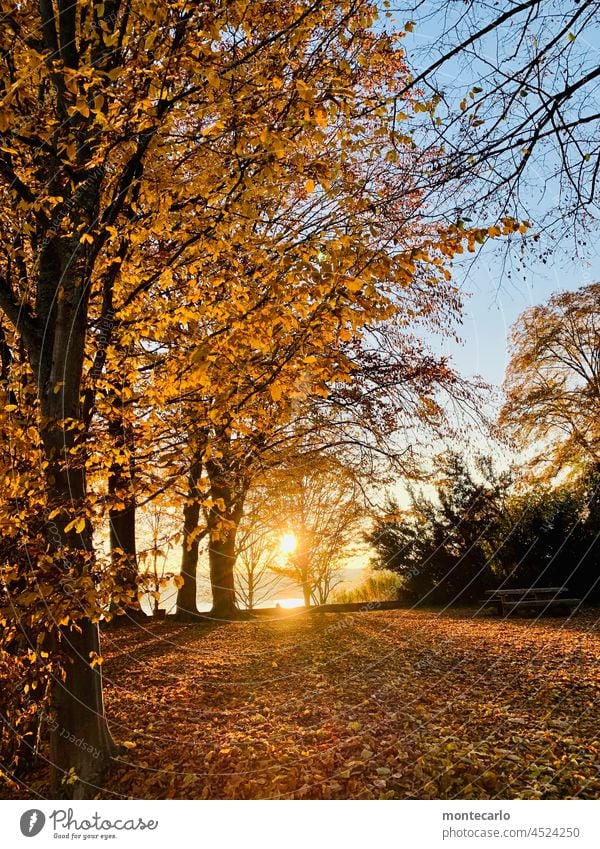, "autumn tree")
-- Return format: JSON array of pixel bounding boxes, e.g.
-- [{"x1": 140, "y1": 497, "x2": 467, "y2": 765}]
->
[
  {"x1": 129, "y1": 14, "x2": 459, "y2": 619},
  {"x1": 499, "y1": 282, "x2": 600, "y2": 474},
  {"x1": 0, "y1": 0, "x2": 522, "y2": 796},
  {"x1": 136, "y1": 500, "x2": 179, "y2": 618},
  {"x1": 267, "y1": 454, "x2": 365, "y2": 607},
  {"x1": 0, "y1": 0, "x2": 399, "y2": 795},
  {"x1": 173, "y1": 315, "x2": 478, "y2": 618},
  {"x1": 234, "y1": 509, "x2": 283, "y2": 611}
]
